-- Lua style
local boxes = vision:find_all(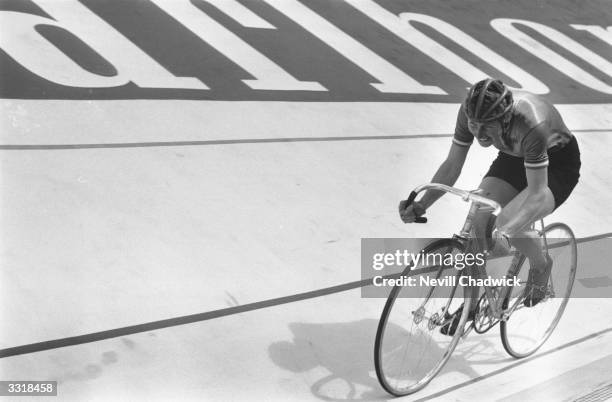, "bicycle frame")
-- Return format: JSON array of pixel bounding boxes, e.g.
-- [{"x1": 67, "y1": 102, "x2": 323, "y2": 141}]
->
[
  {"x1": 374, "y1": 185, "x2": 575, "y2": 396},
  {"x1": 408, "y1": 183, "x2": 551, "y2": 330}
]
